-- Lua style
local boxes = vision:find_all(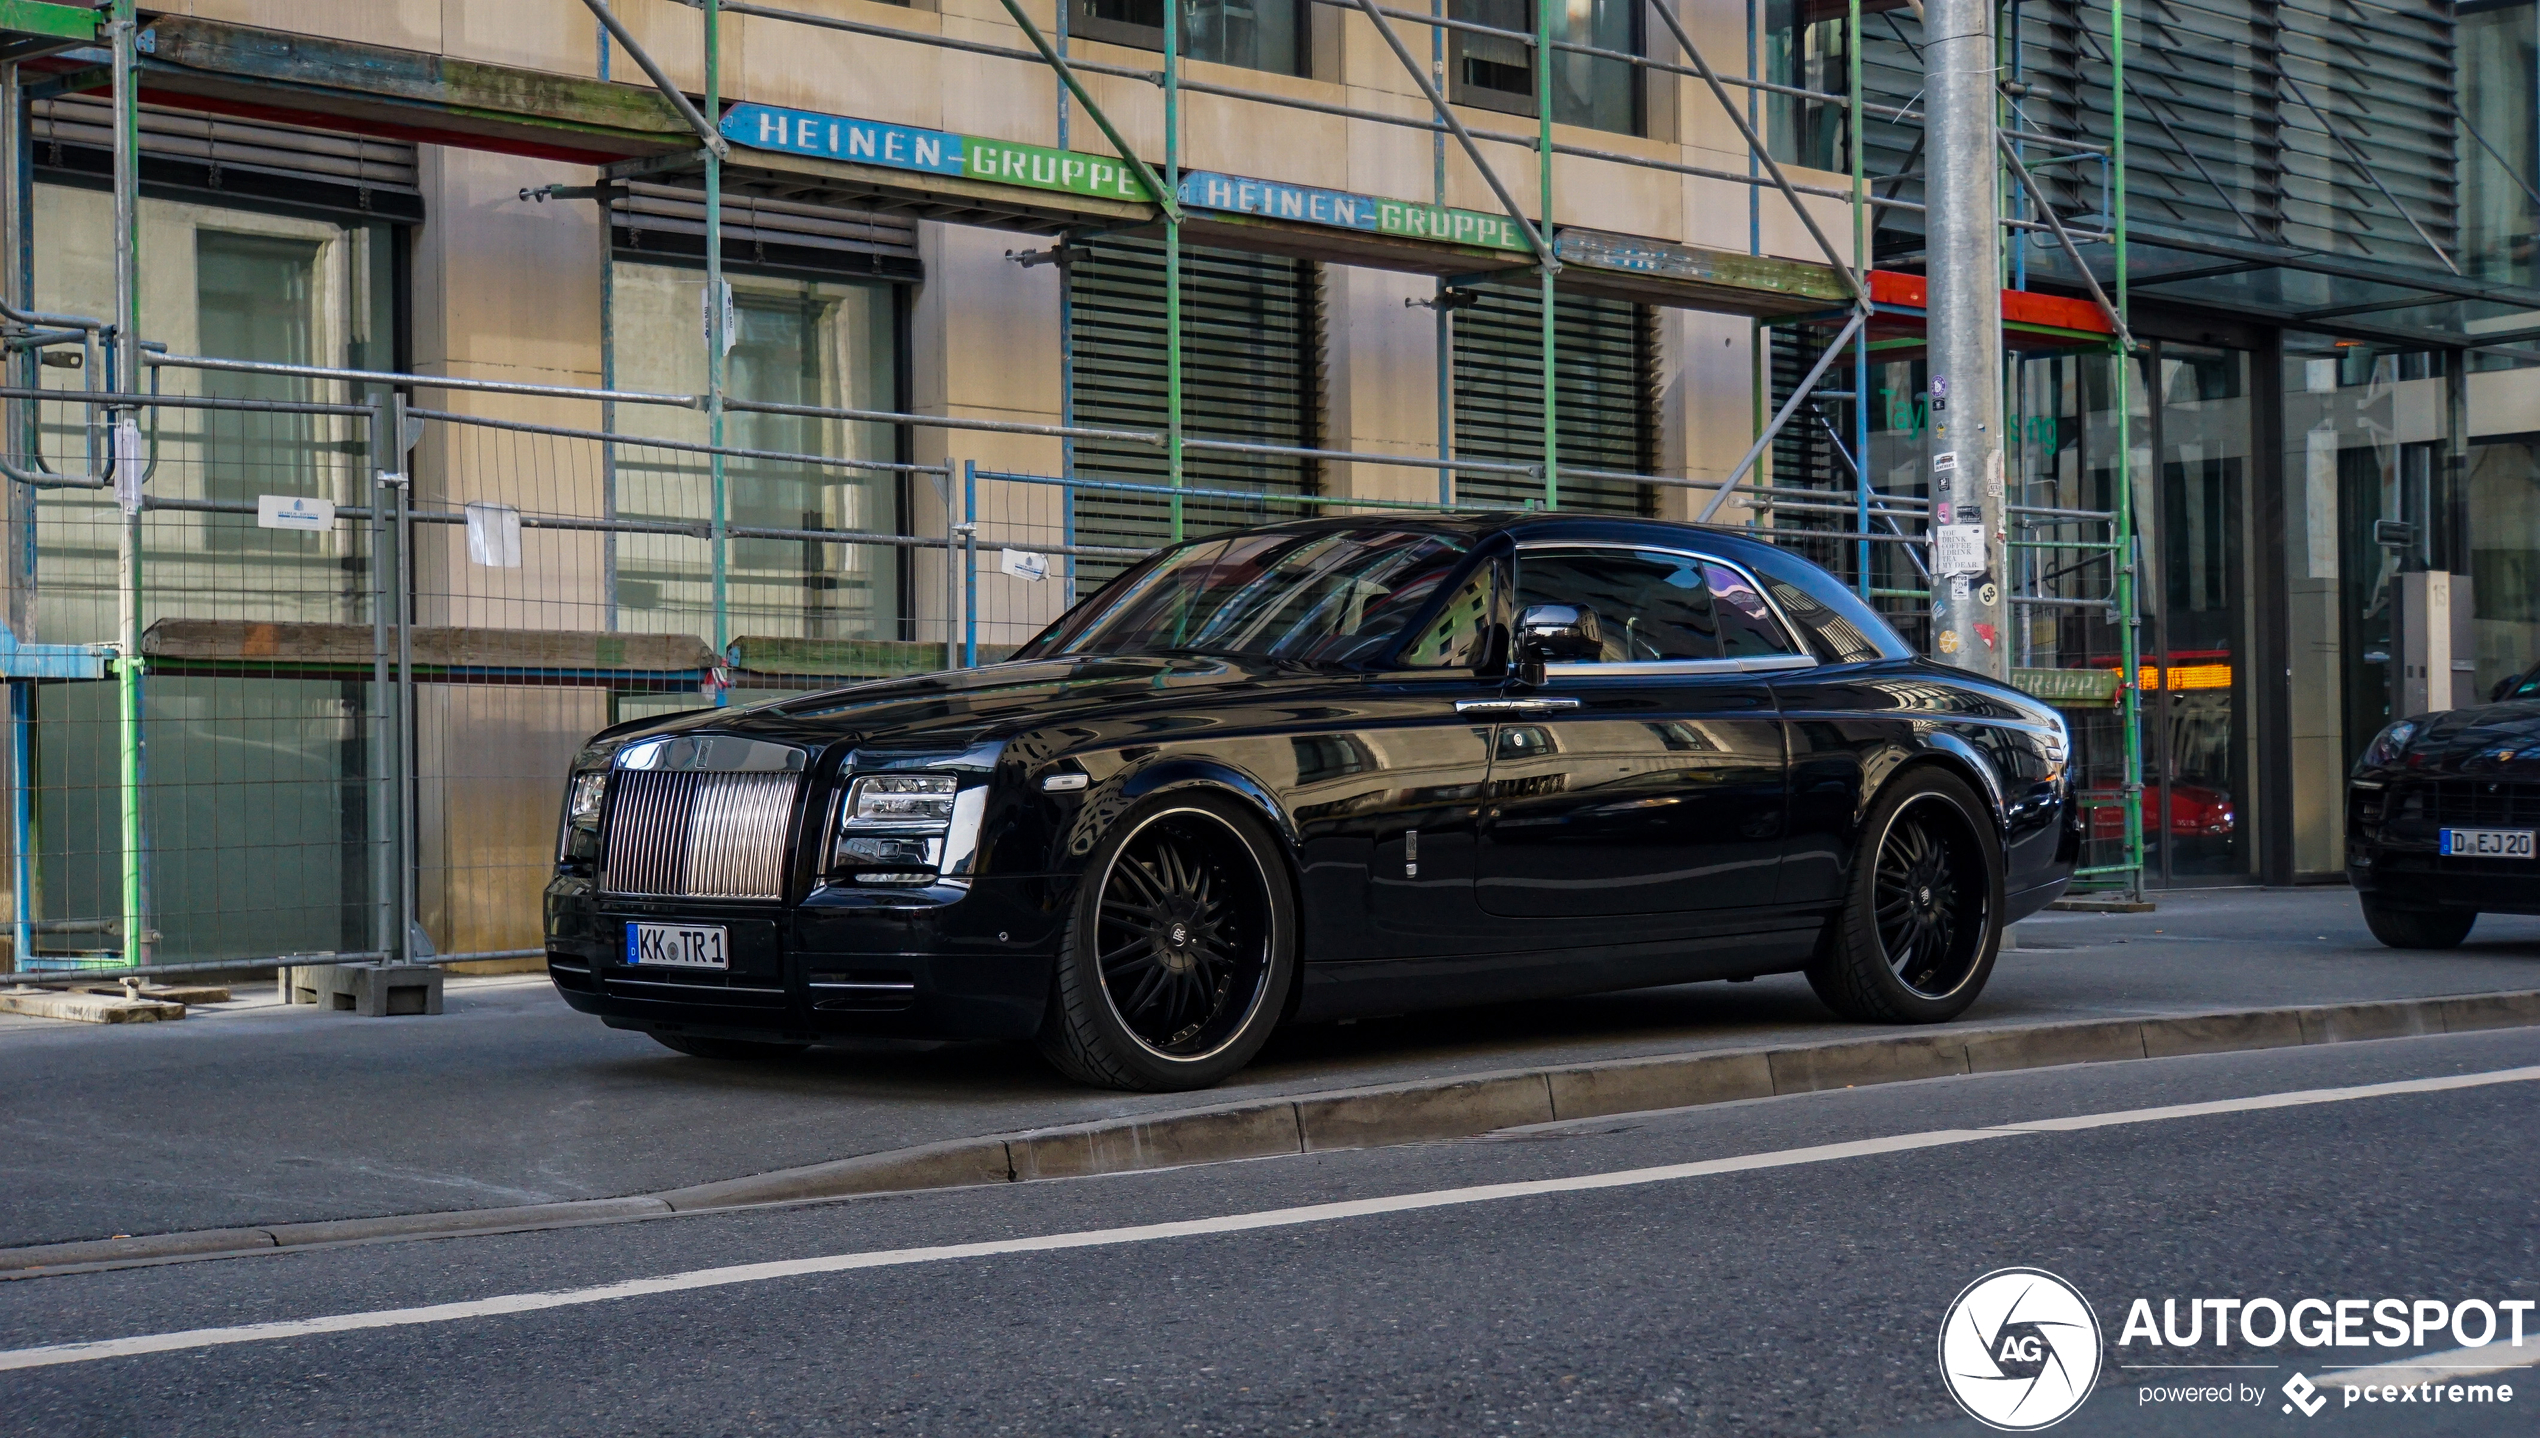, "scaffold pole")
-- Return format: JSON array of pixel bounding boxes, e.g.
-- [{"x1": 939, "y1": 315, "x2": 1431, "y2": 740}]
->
[
  {"x1": 109, "y1": 0, "x2": 144, "y2": 968},
  {"x1": 1536, "y1": 0, "x2": 1558, "y2": 512},
  {"x1": 703, "y1": 0, "x2": 731, "y2": 683},
  {"x1": 2112, "y1": 0, "x2": 2145, "y2": 898}
]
